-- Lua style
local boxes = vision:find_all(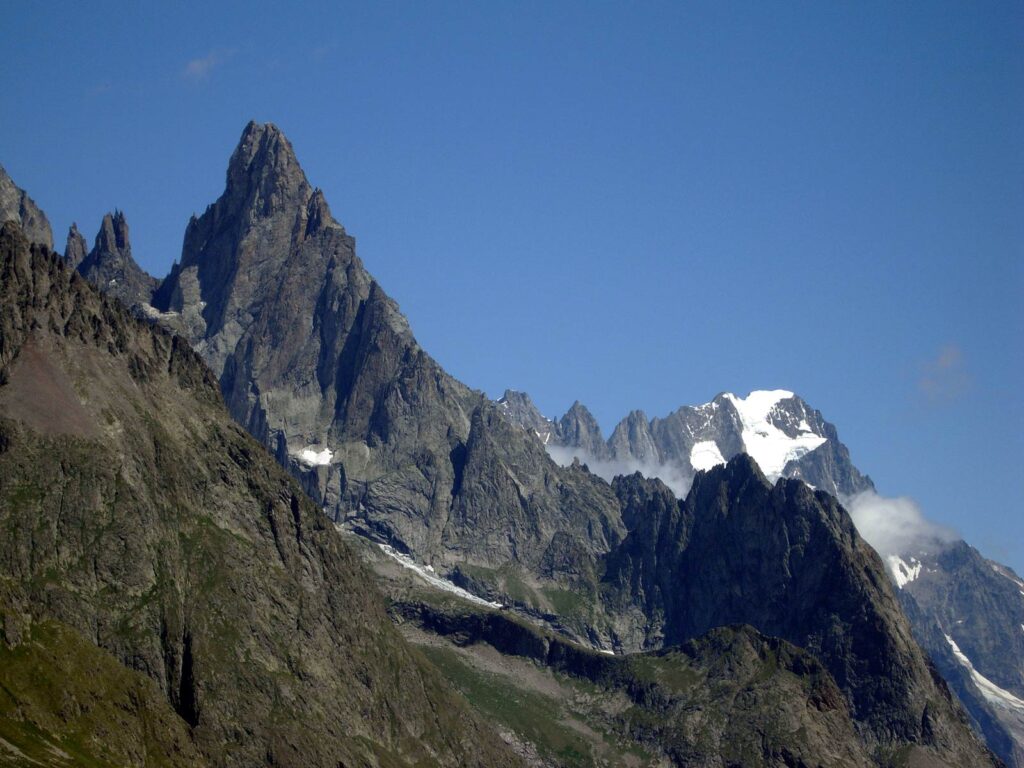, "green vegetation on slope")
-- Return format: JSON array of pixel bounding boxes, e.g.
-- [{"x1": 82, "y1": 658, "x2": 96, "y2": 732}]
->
[{"x1": 0, "y1": 615, "x2": 204, "y2": 768}]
